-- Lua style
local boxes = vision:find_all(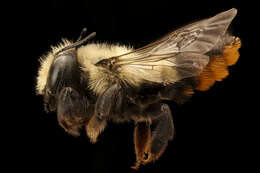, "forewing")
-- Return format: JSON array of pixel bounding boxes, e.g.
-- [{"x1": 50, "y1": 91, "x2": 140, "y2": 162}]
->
[
  {"x1": 104, "y1": 9, "x2": 237, "y2": 85},
  {"x1": 121, "y1": 52, "x2": 209, "y2": 84}
]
